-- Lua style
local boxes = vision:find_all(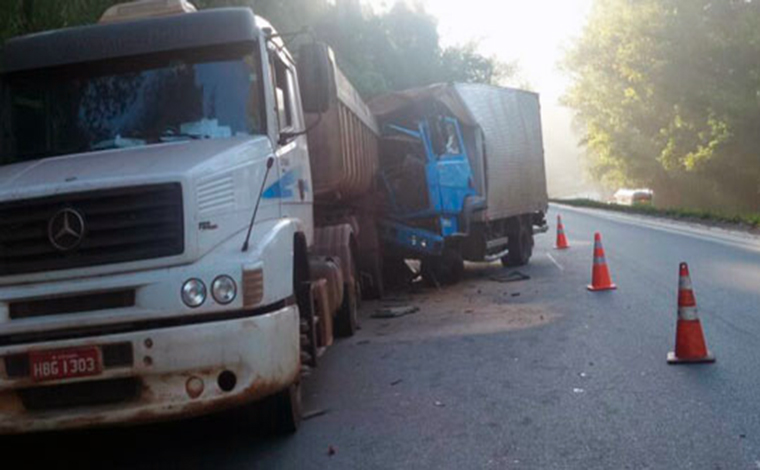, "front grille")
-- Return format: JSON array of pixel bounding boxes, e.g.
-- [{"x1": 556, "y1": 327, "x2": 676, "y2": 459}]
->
[
  {"x1": 9, "y1": 290, "x2": 135, "y2": 319},
  {"x1": 18, "y1": 377, "x2": 140, "y2": 411},
  {"x1": 4, "y1": 342, "x2": 134, "y2": 379},
  {"x1": 0, "y1": 183, "x2": 183, "y2": 276}
]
